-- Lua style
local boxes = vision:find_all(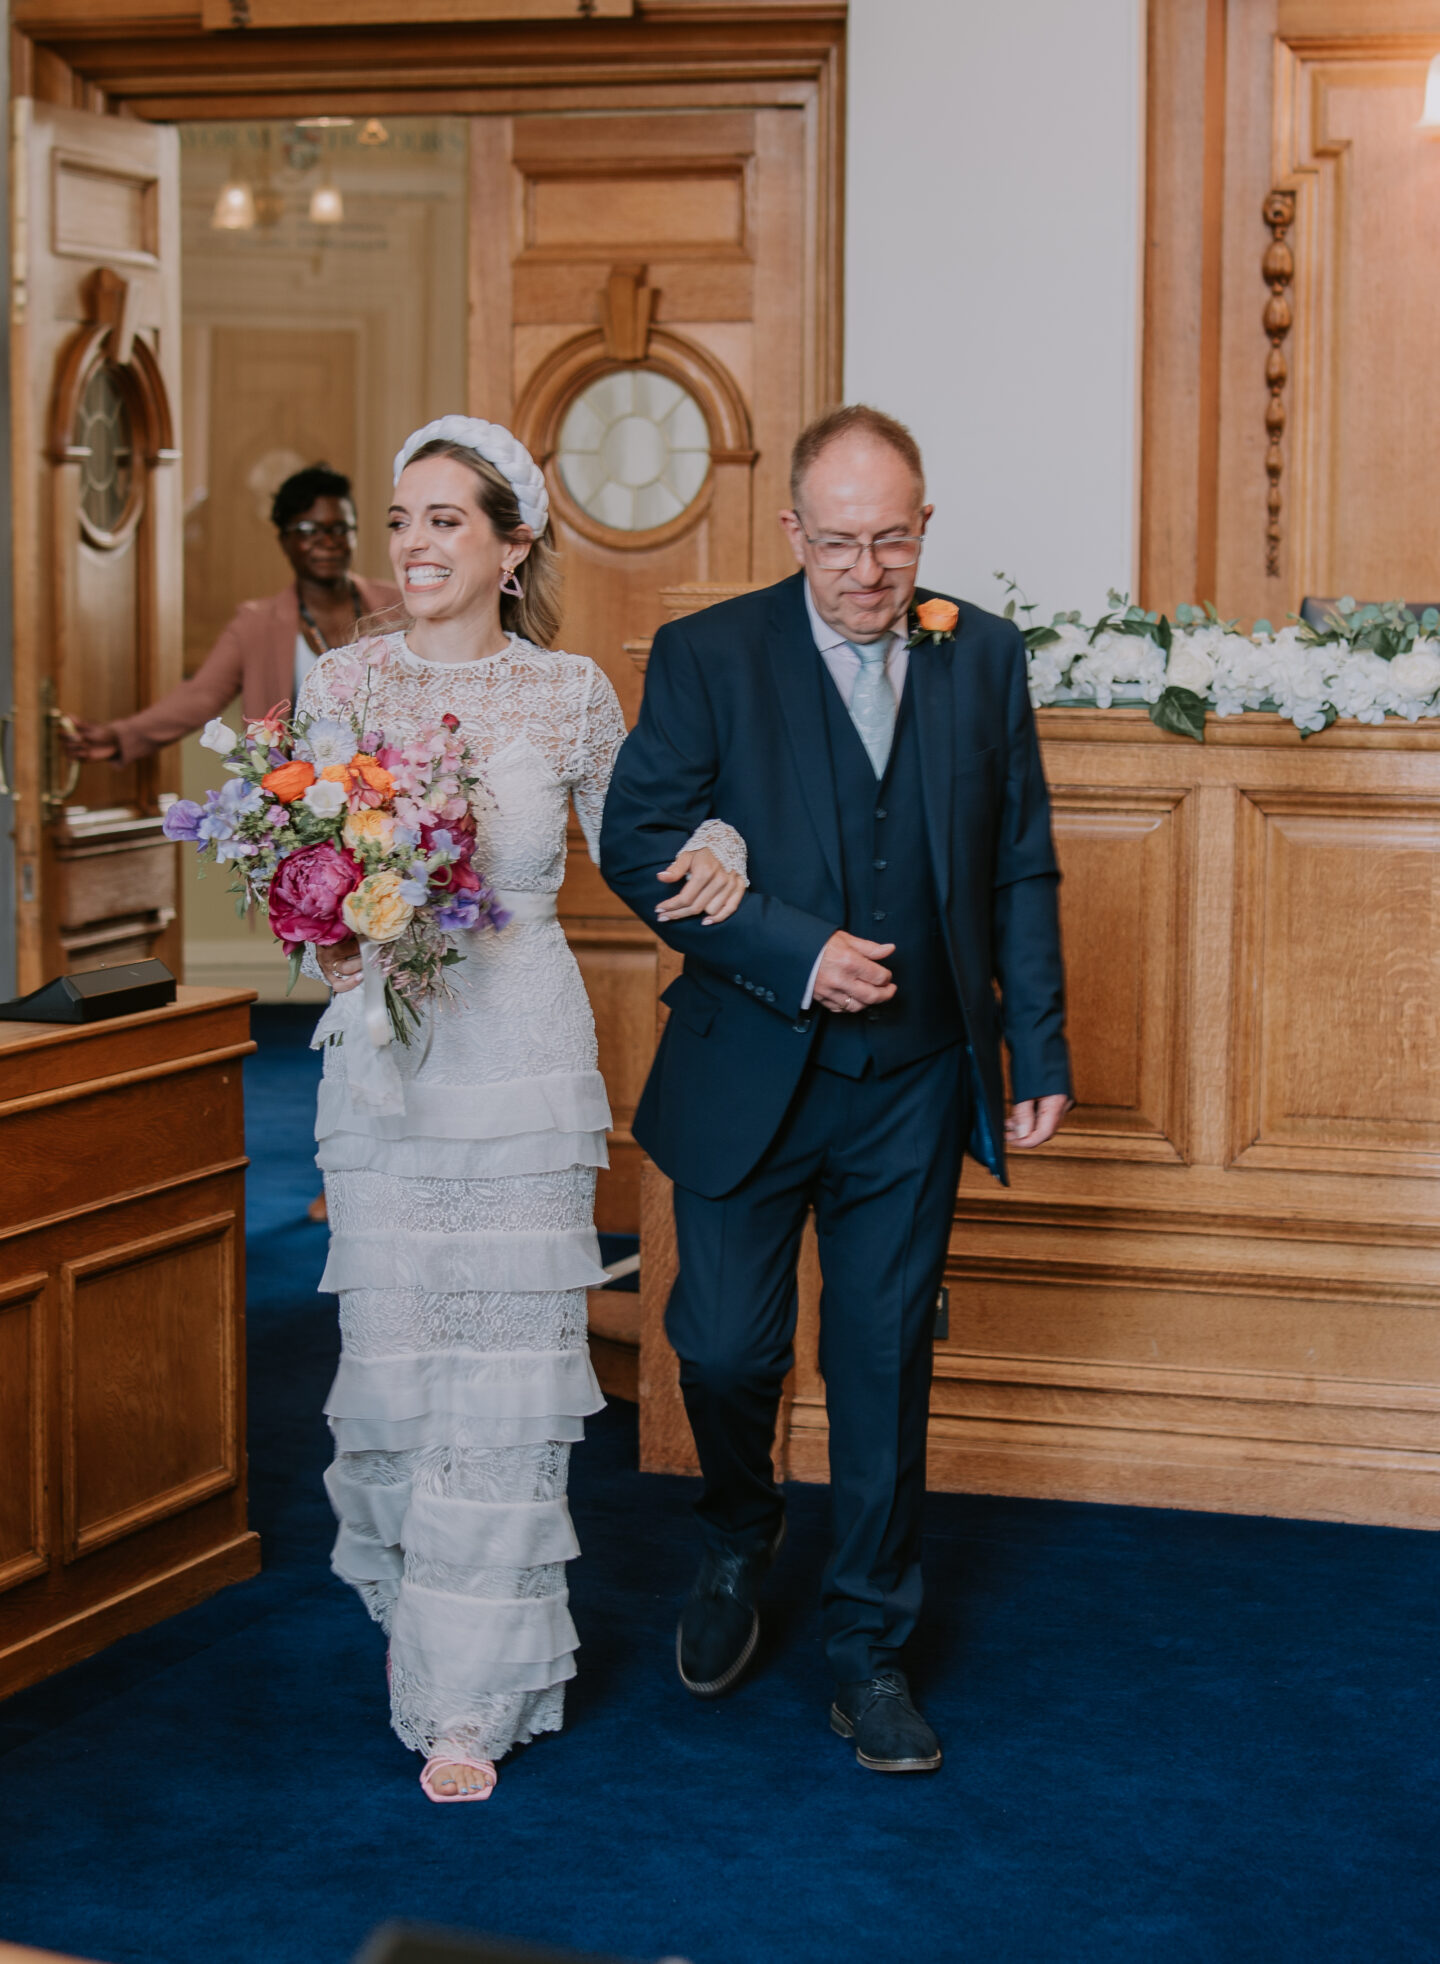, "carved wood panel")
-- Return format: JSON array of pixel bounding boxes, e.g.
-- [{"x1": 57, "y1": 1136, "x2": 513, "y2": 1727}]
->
[
  {"x1": 0, "y1": 1274, "x2": 49, "y2": 1595},
  {"x1": 1047, "y1": 787, "x2": 1191, "y2": 1161},
  {"x1": 60, "y1": 1214, "x2": 239, "y2": 1560},
  {"x1": 1232, "y1": 789, "x2": 1440, "y2": 1174}
]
